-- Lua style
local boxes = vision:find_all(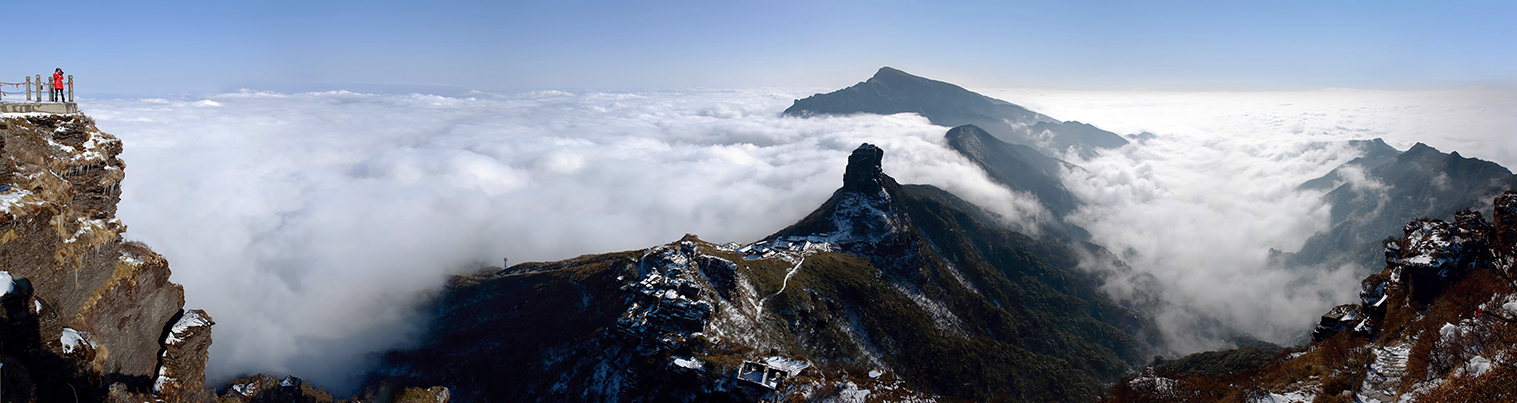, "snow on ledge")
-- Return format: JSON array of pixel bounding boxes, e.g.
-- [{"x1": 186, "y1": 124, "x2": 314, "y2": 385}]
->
[
  {"x1": 61, "y1": 328, "x2": 95, "y2": 353},
  {"x1": 164, "y1": 310, "x2": 212, "y2": 345},
  {"x1": 672, "y1": 357, "x2": 704, "y2": 370}
]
